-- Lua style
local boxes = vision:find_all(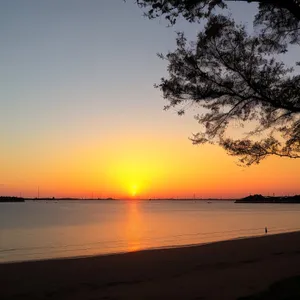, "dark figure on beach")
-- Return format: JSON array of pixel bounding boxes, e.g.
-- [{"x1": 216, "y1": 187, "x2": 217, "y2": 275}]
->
[{"x1": 265, "y1": 227, "x2": 268, "y2": 234}]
